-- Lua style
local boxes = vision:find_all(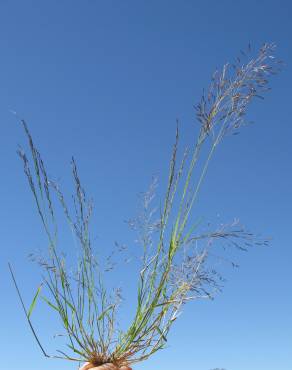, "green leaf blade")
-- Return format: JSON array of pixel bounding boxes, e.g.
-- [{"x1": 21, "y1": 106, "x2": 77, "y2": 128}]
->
[{"x1": 28, "y1": 284, "x2": 43, "y2": 319}]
